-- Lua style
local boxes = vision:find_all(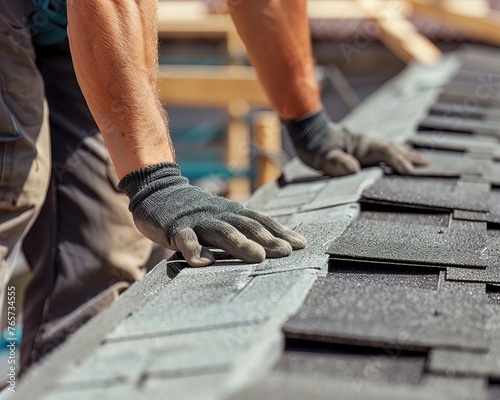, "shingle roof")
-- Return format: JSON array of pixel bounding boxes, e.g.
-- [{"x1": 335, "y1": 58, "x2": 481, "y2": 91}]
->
[{"x1": 16, "y1": 44, "x2": 500, "y2": 400}]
